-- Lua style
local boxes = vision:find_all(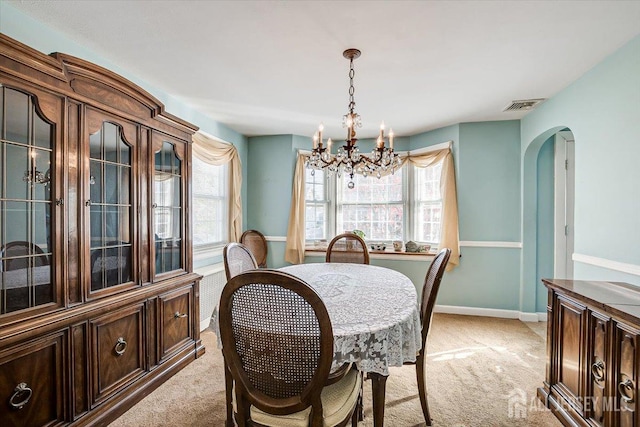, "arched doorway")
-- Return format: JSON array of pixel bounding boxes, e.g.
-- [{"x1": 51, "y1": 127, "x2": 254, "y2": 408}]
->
[{"x1": 521, "y1": 126, "x2": 575, "y2": 315}]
